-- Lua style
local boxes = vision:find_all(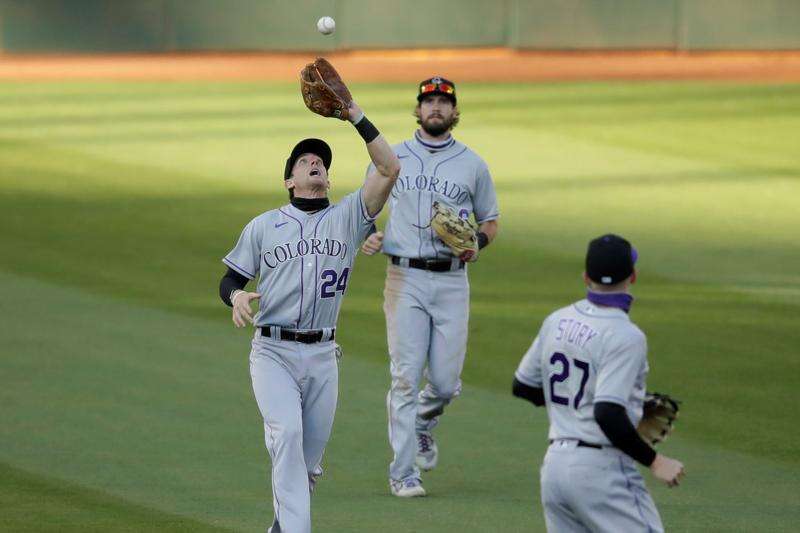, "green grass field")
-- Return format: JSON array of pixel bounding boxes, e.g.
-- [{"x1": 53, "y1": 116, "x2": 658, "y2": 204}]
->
[{"x1": 1, "y1": 80, "x2": 799, "y2": 532}]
